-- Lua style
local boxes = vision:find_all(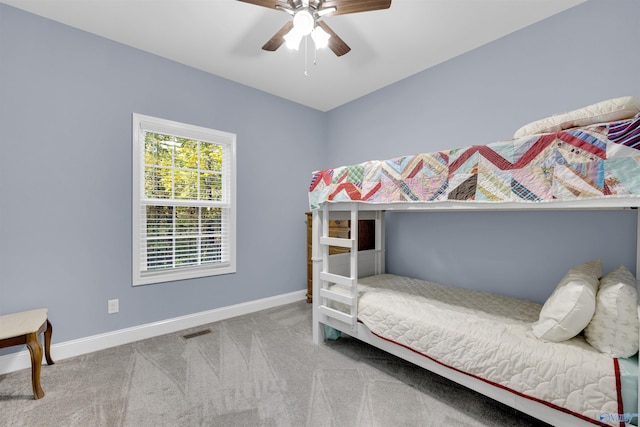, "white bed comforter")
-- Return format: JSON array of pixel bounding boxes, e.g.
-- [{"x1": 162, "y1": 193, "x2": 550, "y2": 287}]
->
[{"x1": 354, "y1": 274, "x2": 621, "y2": 426}]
